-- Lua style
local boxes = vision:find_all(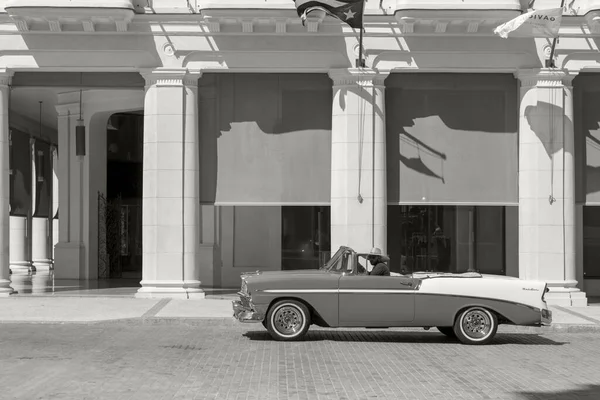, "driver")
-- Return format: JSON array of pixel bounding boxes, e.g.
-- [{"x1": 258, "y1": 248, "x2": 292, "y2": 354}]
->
[{"x1": 365, "y1": 247, "x2": 390, "y2": 276}]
